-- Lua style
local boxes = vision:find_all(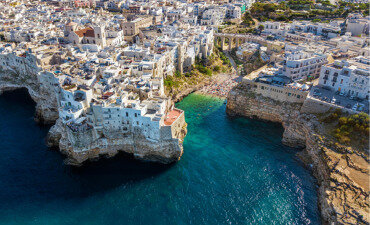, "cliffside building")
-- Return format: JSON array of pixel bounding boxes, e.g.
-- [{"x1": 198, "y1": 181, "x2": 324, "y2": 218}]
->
[{"x1": 318, "y1": 56, "x2": 370, "y2": 99}]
